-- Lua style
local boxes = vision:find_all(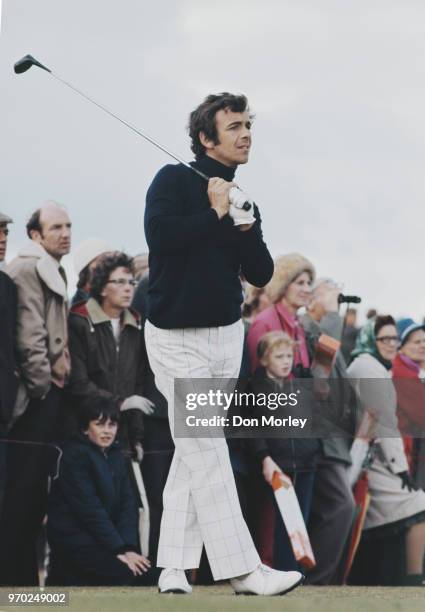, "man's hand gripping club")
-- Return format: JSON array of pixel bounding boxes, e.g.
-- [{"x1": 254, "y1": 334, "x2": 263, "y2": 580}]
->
[{"x1": 208, "y1": 177, "x2": 256, "y2": 230}]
